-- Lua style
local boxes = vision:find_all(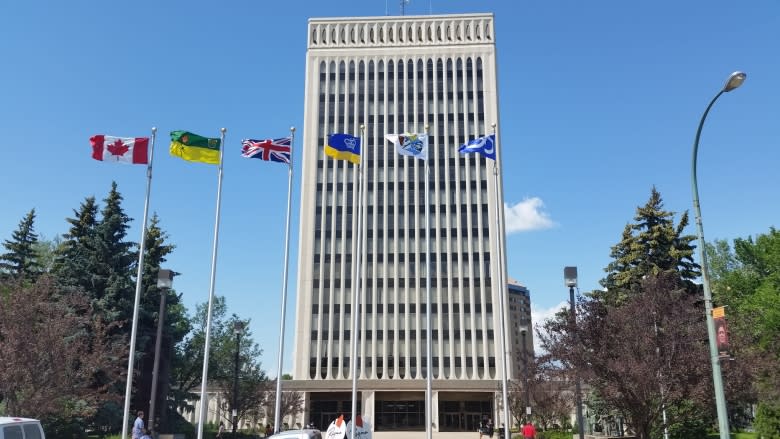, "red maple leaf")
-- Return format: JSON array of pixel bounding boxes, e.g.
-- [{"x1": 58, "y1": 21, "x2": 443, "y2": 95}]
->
[{"x1": 107, "y1": 139, "x2": 129, "y2": 157}]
